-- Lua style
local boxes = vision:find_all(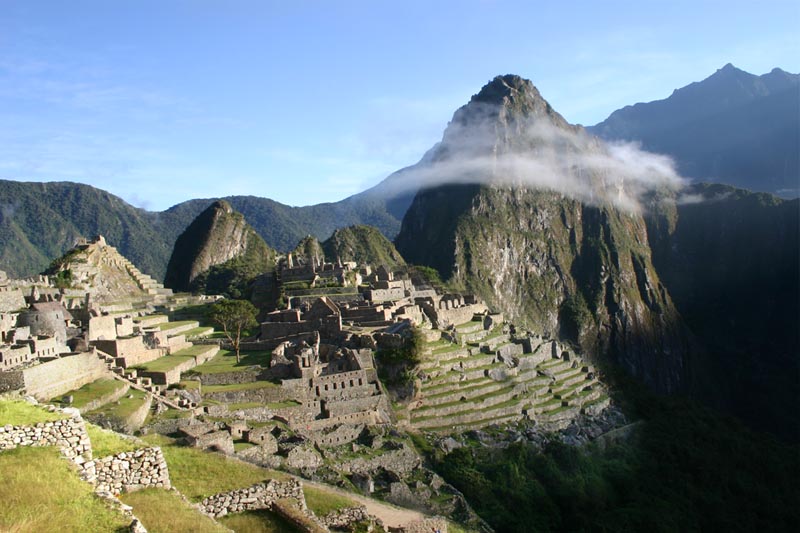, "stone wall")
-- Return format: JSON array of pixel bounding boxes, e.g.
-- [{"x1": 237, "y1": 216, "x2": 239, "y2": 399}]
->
[
  {"x1": 1, "y1": 404, "x2": 175, "y2": 500},
  {"x1": 202, "y1": 383, "x2": 292, "y2": 404},
  {"x1": 319, "y1": 506, "x2": 372, "y2": 529},
  {"x1": 299, "y1": 410, "x2": 377, "y2": 432},
  {"x1": 75, "y1": 381, "x2": 130, "y2": 413},
  {"x1": 0, "y1": 369, "x2": 25, "y2": 392},
  {"x1": 0, "y1": 286, "x2": 25, "y2": 312},
  {"x1": 87, "y1": 447, "x2": 171, "y2": 493},
  {"x1": 326, "y1": 395, "x2": 383, "y2": 417},
  {"x1": 88, "y1": 316, "x2": 118, "y2": 341},
  {"x1": 0, "y1": 408, "x2": 92, "y2": 464},
  {"x1": 85, "y1": 393, "x2": 153, "y2": 434},
  {"x1": 198, "y1": 368, "x2": 261, "y2": 386},
  {"x1": 200, "y1": 478, "x2": 305, "y2": 518},
  {"x1": 21, "y1": 351, "x2": 109, "y2": 400},
  {"x1": 0, "y1": 343, "x2": 33, "y2": 370},
  {"x1": 392, "y1": 517, "x2": 448, "y2": 533},
  {"x1": 344, "y1": 446, "x2": 421, "y2": 477},
  {"x1": 313, "y1": 423, "x2": 365, "y2": 447}
]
